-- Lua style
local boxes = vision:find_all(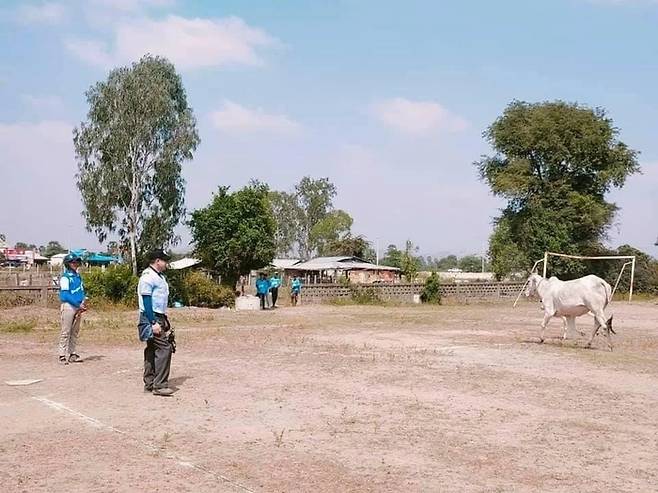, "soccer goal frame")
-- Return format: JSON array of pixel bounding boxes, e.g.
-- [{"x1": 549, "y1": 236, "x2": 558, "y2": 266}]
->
[{"x1": 540, "y1": 251, "x2": 636, "y2": 301}]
